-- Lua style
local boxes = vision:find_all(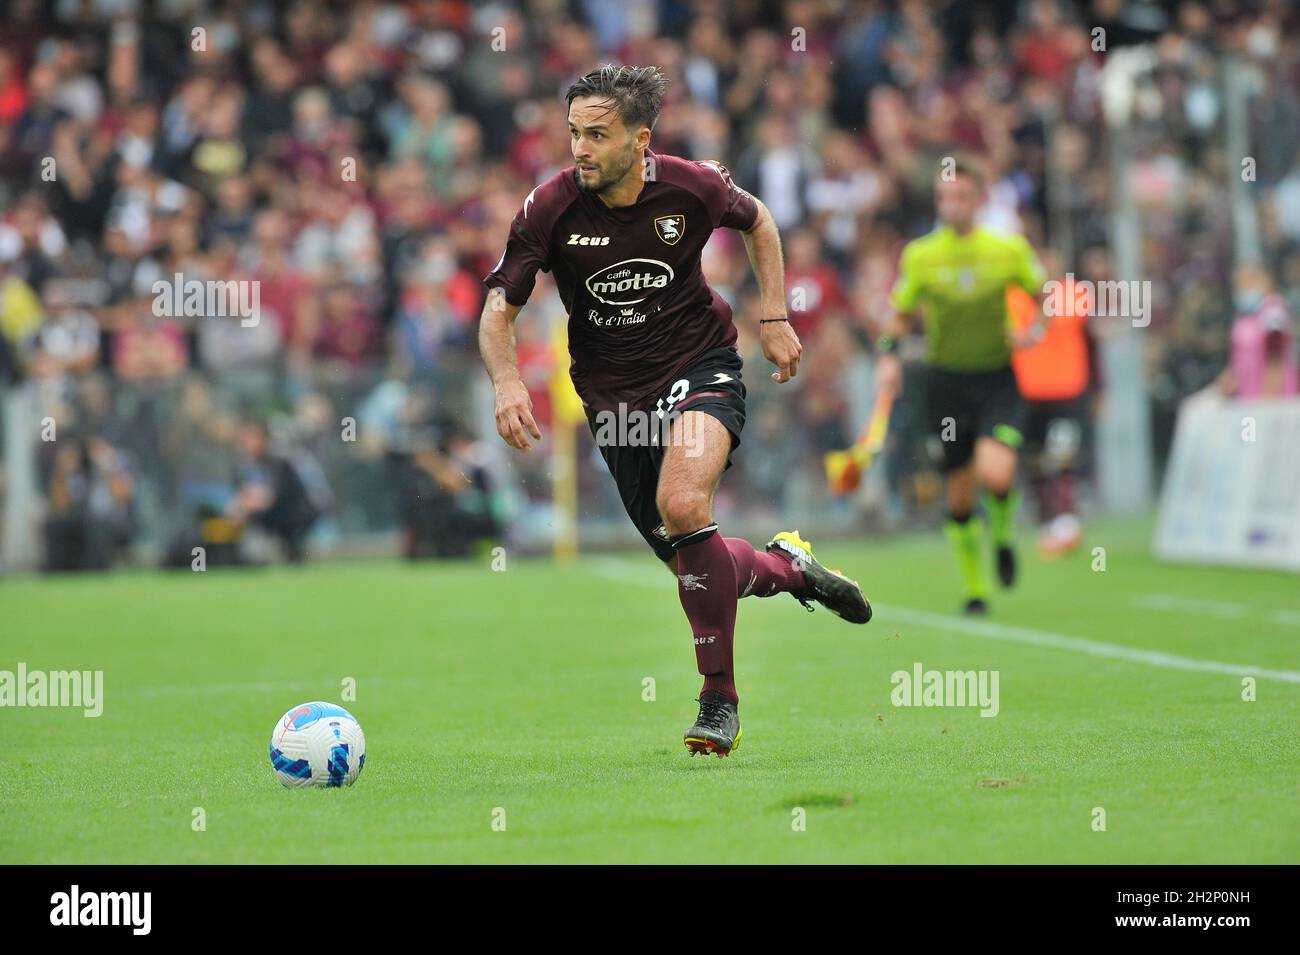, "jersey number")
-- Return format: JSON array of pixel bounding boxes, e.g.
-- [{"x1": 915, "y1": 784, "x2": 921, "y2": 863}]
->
[{"x1": 655, "y1": 379, "x2": 690, "y2": 419}]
